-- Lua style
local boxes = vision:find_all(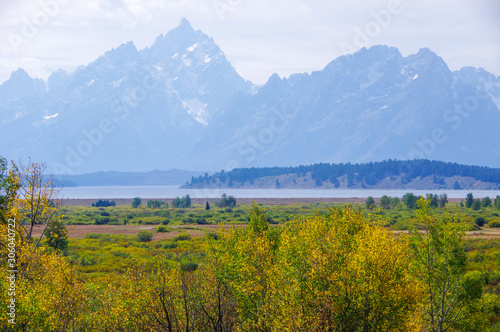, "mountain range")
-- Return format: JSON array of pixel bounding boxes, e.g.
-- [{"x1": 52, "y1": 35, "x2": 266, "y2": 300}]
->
[{"x1": 1, "y1": 18, "x2": 499, "y2": 174}]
